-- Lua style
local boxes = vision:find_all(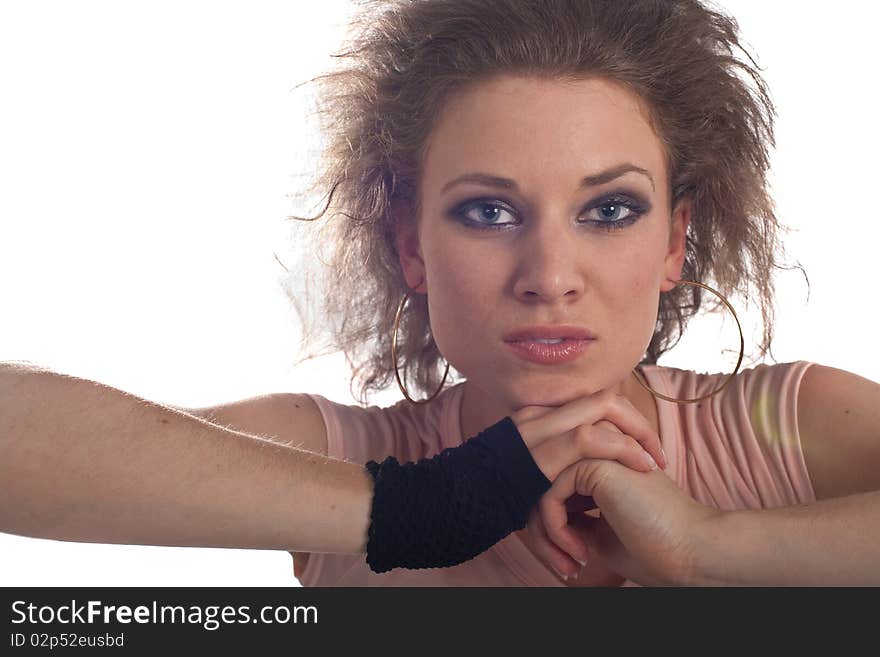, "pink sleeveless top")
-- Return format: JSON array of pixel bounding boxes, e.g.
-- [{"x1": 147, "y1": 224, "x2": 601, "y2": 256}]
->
[{"x1": 298, "y1": 361, "x2": 817, "y2": 587}]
